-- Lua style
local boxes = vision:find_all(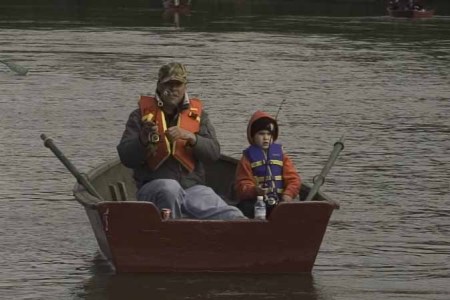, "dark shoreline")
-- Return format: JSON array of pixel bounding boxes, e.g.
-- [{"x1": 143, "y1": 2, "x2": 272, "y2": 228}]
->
[
  {"x1": 0, "y1": 0, "x2": 447, "y2": 26},
  {"x1": 0, "y1": 0, "x2": 446, "y2": 12}
]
